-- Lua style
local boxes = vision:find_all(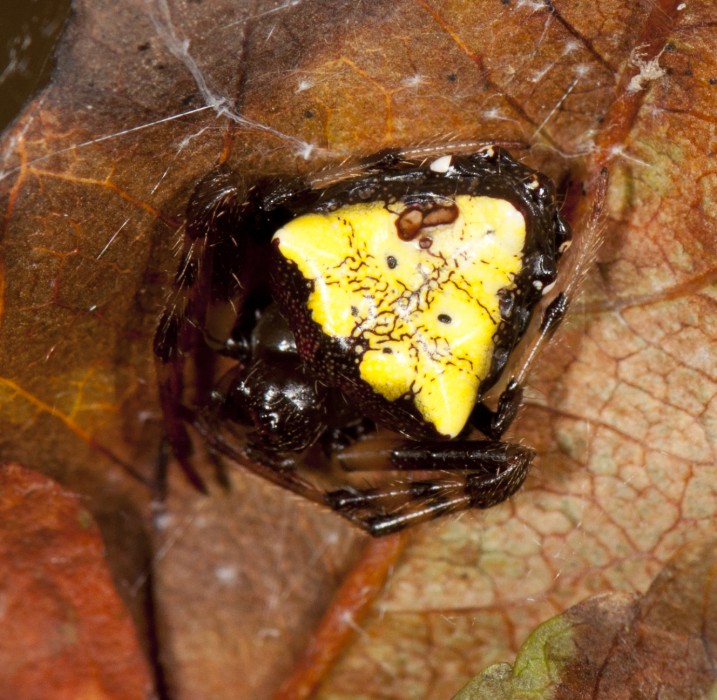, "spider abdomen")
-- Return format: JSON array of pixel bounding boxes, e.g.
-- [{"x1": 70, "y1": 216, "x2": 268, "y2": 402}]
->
[{"x1": 268, "y1": 150, "x2": 569, "y2": 441}]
